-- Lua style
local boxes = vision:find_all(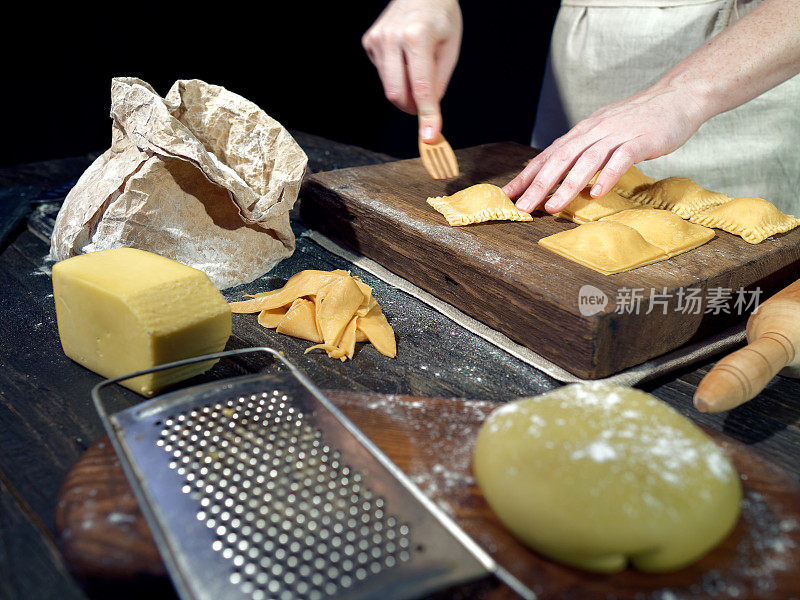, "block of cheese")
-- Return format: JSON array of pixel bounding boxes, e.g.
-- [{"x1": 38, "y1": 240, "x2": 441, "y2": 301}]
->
[{"x1": 52, "y1": 248, "x2": 232, "y2": 396}]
